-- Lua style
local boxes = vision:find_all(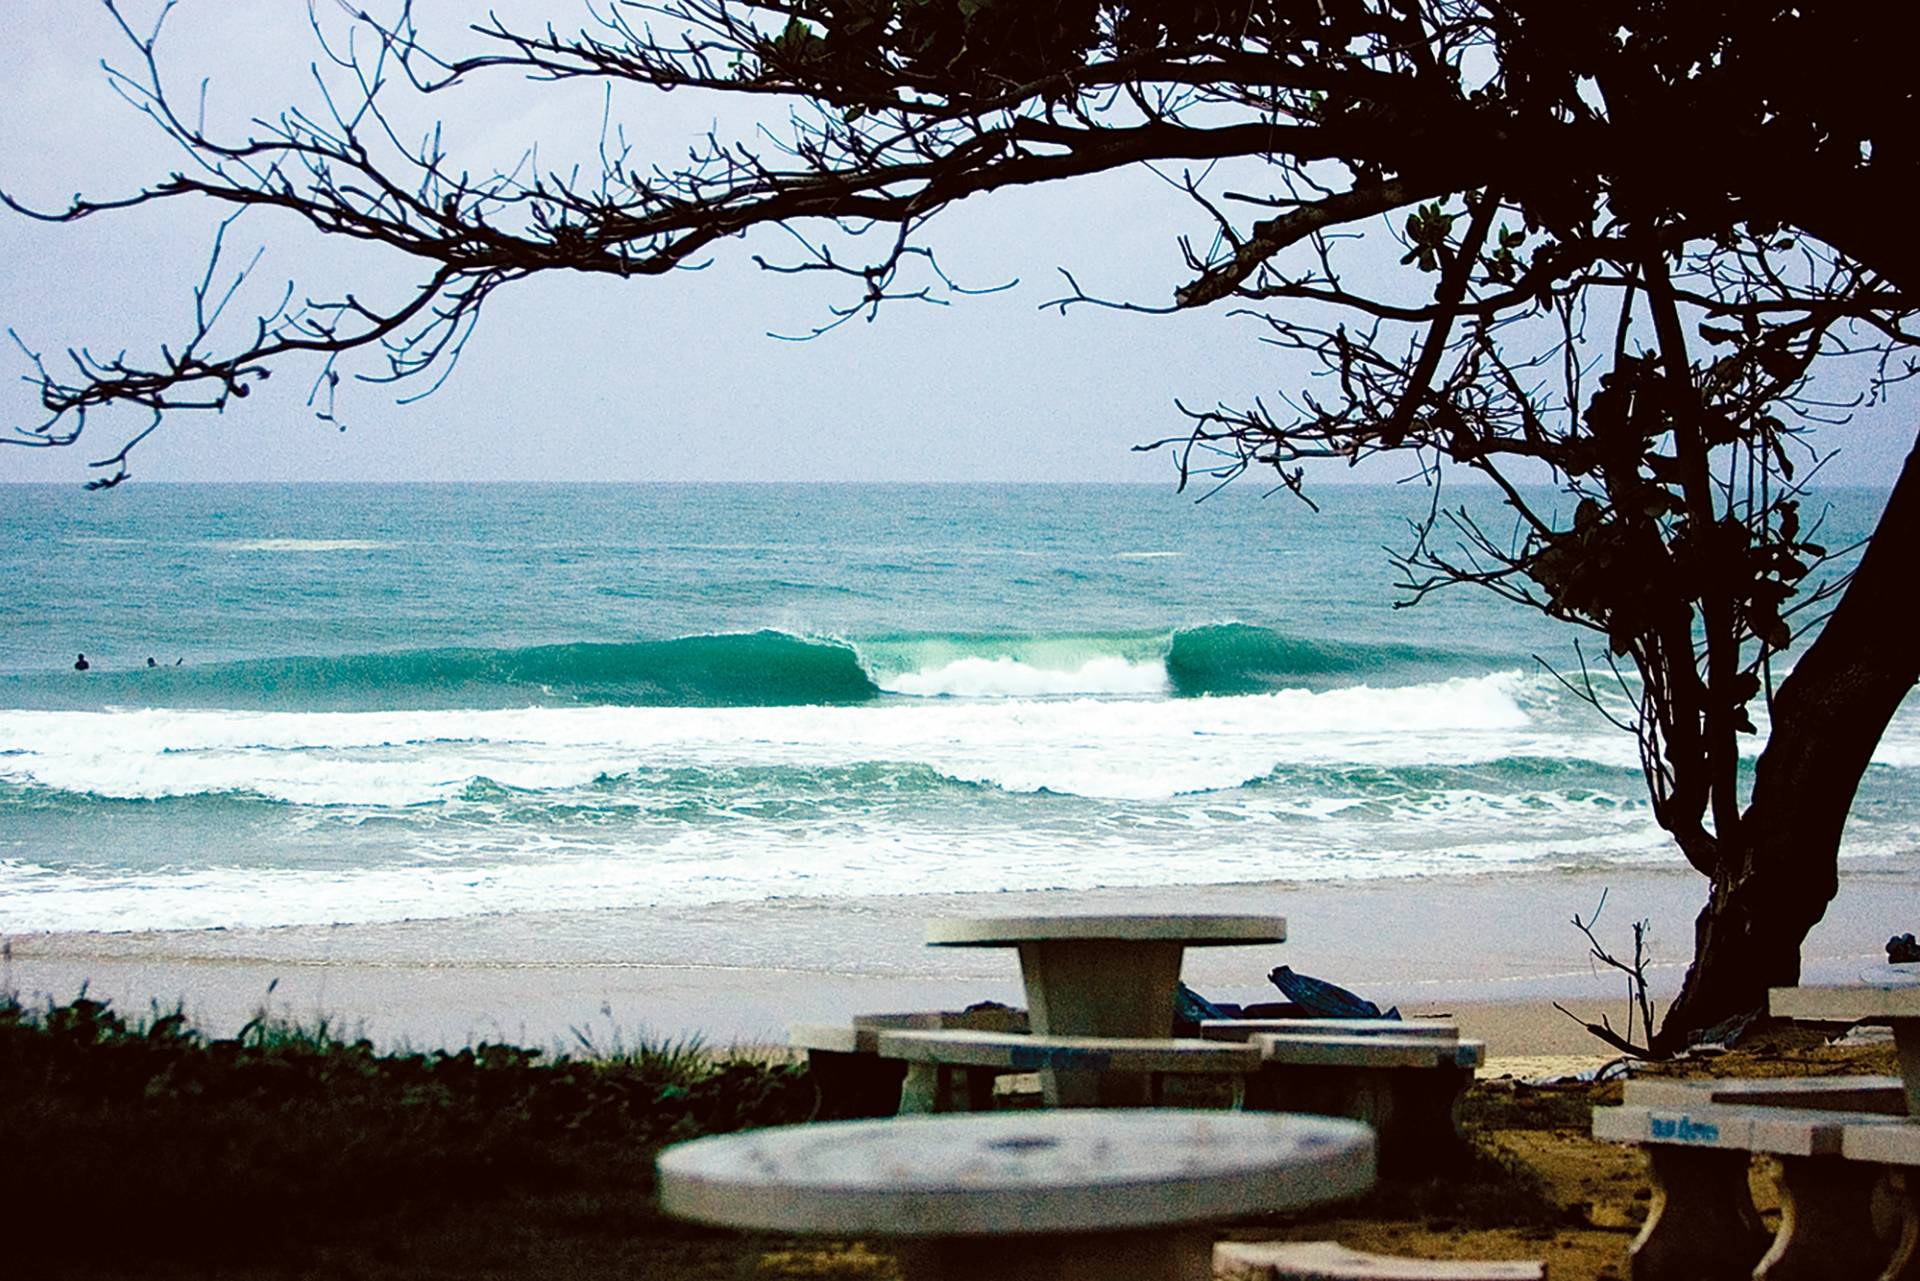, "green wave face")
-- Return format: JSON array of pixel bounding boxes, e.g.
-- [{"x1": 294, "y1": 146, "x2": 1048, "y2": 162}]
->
[
  {"x1": 1165, "y1": 622, "x2": 1476, "y2": 696},
  {"x1": 495, "y1": 632, "x2": 880, "y2": 706},
  {"x1": 2, "y1": 624, "x2": 1492, "y2": 712},
  {"x1": 1, "y1": 631, "x2": 881, "y2": 711}
]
